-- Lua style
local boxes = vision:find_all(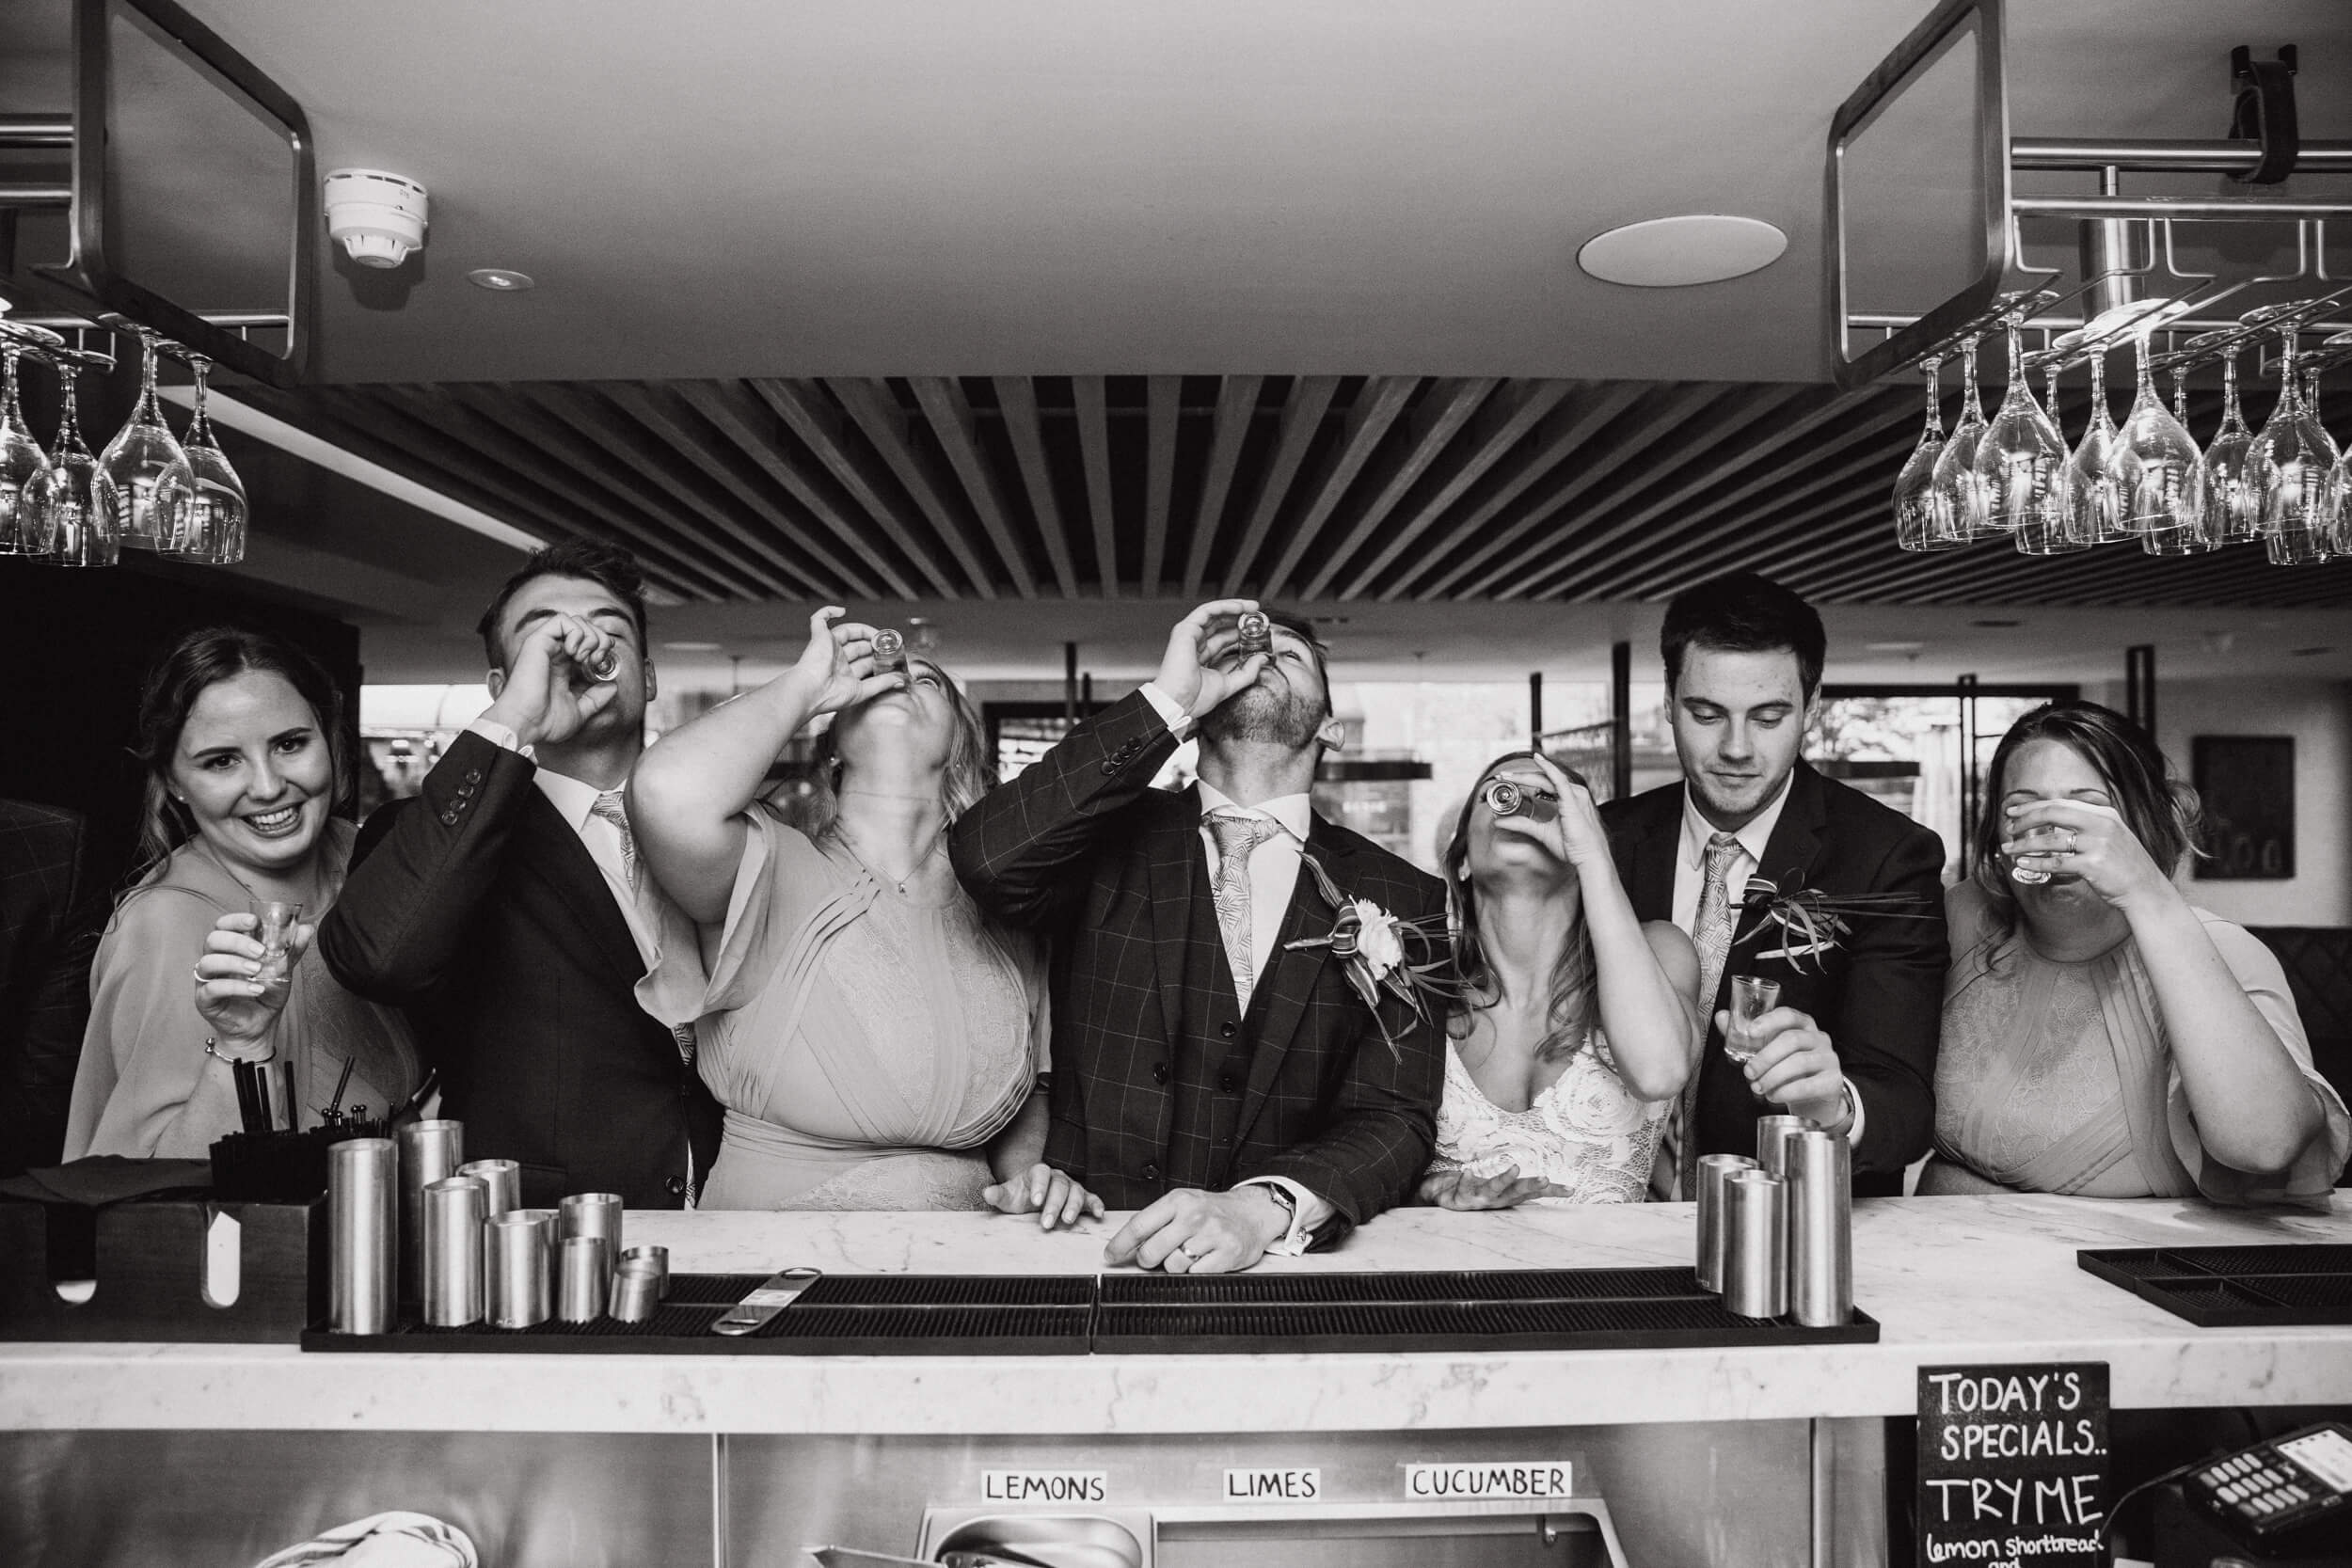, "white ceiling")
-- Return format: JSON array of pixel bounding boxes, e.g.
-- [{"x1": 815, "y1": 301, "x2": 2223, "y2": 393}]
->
[{"x1": 117, "y1": 0, "x2": 2343, "y2": 386}]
